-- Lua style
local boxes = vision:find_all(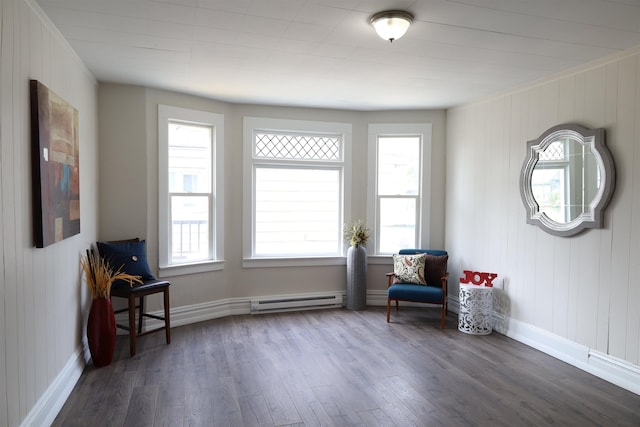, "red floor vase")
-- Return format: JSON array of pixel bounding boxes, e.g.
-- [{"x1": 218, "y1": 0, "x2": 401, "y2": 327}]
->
[{"x1": 87, "y1": 298, "x2": 117, "y2": 367}]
